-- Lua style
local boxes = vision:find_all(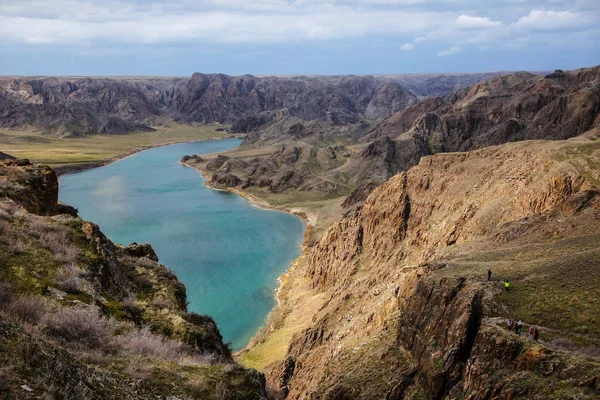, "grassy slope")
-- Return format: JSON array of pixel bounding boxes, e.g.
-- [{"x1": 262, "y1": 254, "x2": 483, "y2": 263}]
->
[{"x1": 0, "y1": 122, "x2": 232, "y2": 167}]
